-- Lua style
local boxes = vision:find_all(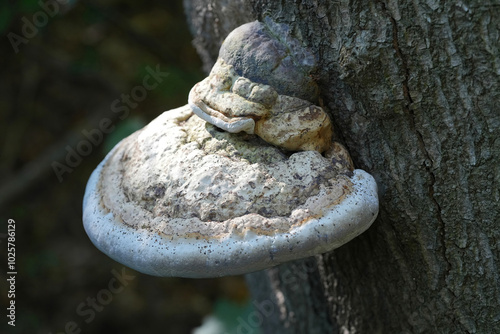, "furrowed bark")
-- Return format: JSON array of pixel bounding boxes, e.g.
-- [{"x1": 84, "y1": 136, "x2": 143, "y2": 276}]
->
[{"x1": 184, "y1": 1, "x2": 500, "y2": 332}]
